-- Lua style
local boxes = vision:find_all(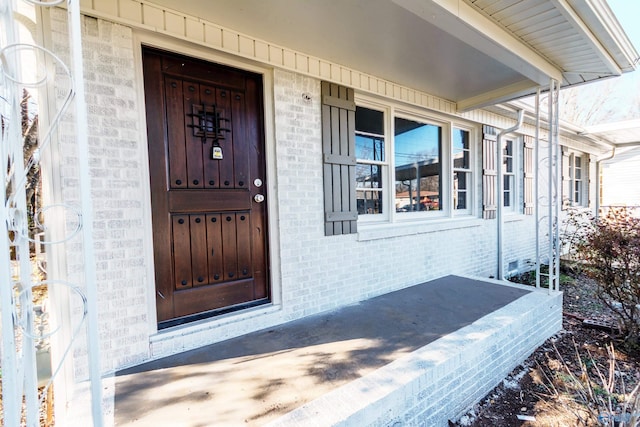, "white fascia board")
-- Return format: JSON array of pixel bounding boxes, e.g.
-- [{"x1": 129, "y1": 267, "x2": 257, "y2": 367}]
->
[
  {"x1": 570, "y1": 0, "x2": 639, "y2": 73},
  {"x1": 393, "y1": 0, "x2": 563, "y2": 85},
  {"x1": 457, "y1": 80, "x2": 540, "y2": 112}
]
